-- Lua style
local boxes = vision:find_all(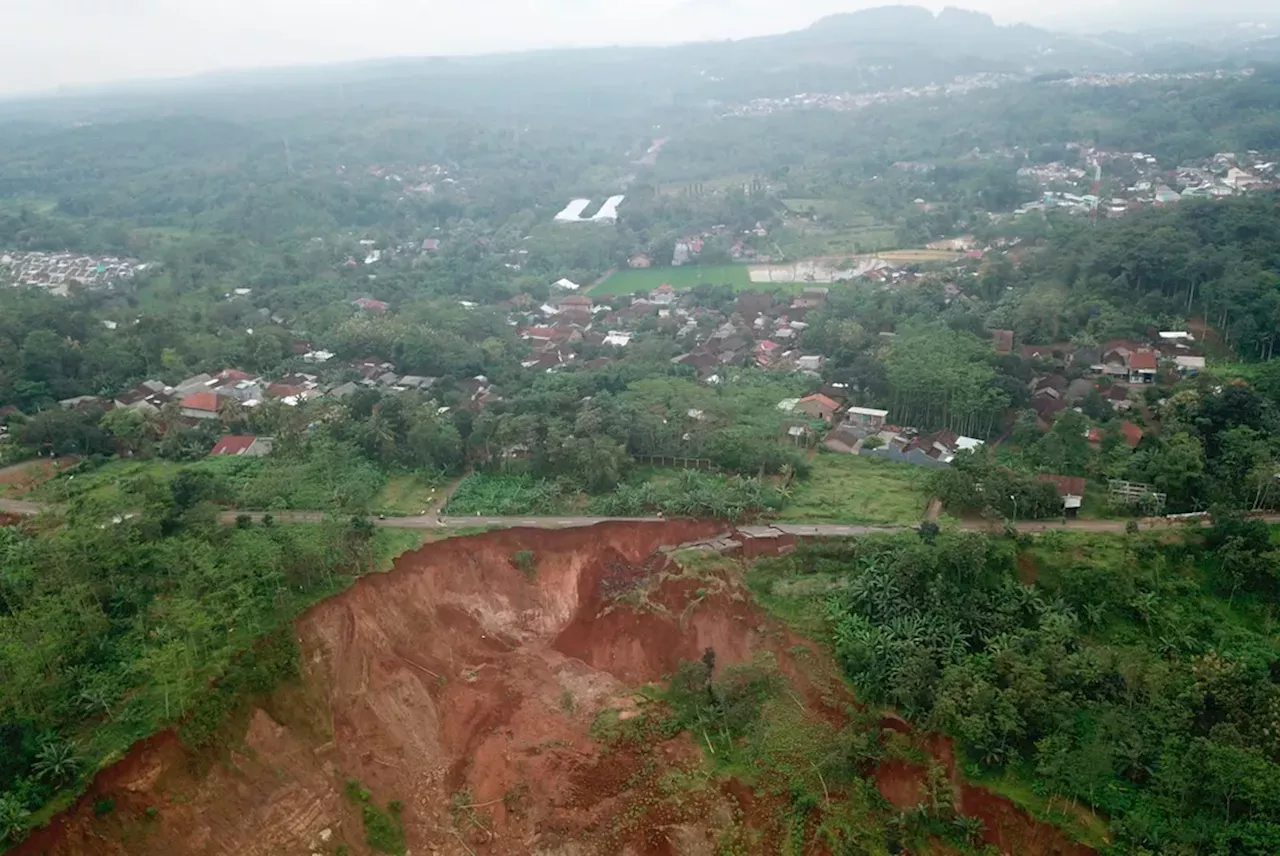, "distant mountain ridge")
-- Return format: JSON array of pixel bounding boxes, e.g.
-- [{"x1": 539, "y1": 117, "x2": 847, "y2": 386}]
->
[{"x1": 2, "y1": 4, "x2": 1271, "y2": 119}]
